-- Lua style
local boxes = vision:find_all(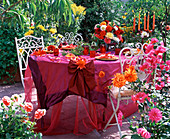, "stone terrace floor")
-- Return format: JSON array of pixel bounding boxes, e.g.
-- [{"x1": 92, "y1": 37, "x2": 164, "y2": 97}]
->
[{"x1": 0, "y1": 82, "x2": 140, "y2": 139}]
